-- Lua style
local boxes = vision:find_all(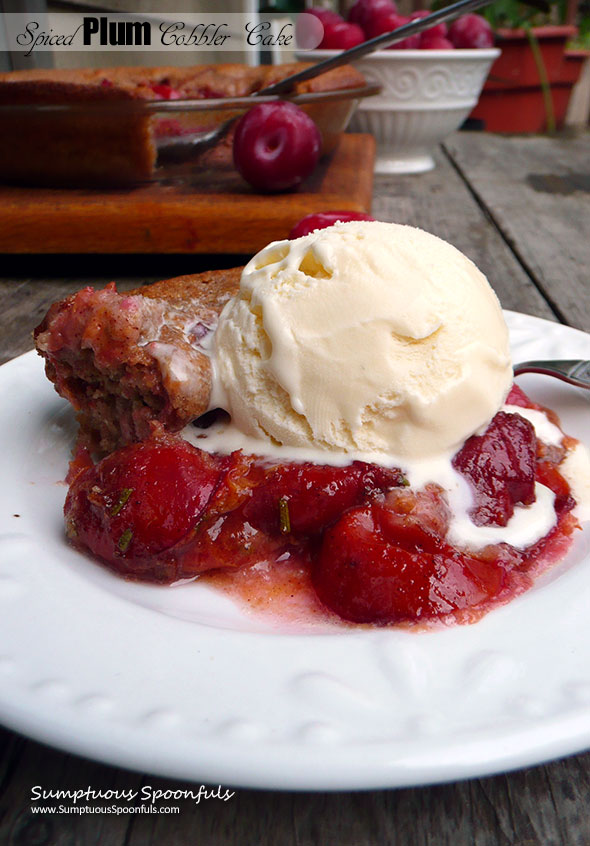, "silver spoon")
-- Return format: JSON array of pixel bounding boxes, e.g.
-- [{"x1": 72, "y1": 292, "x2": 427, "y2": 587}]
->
[
  {"x1": 514, "y1": 360, "x2": 590, "y2": 390},
  {"x1": 158, "y1": 0, "x2": 499, "y2": 162}
]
